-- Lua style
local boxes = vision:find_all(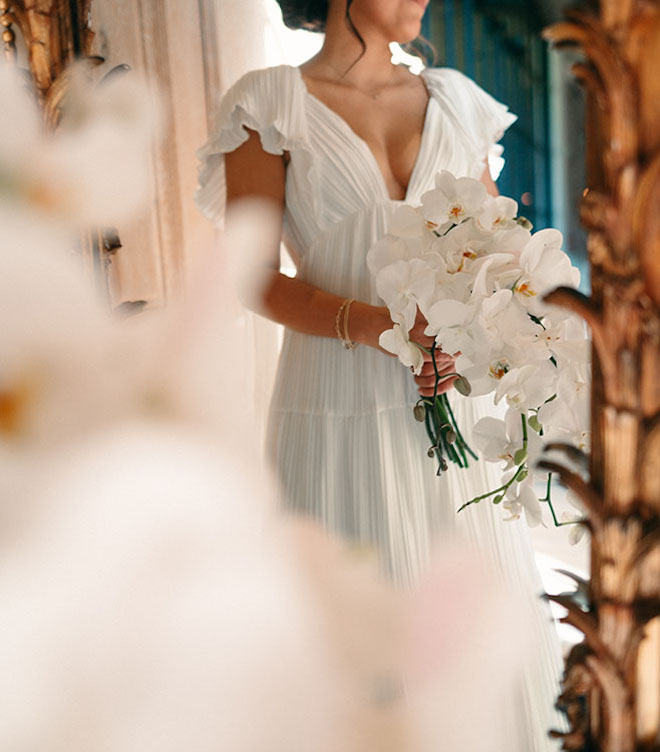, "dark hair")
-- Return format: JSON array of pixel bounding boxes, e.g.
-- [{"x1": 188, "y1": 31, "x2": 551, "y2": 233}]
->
[{"x1": 275, "y1": 0, "x2": 436, "y2": 66}]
